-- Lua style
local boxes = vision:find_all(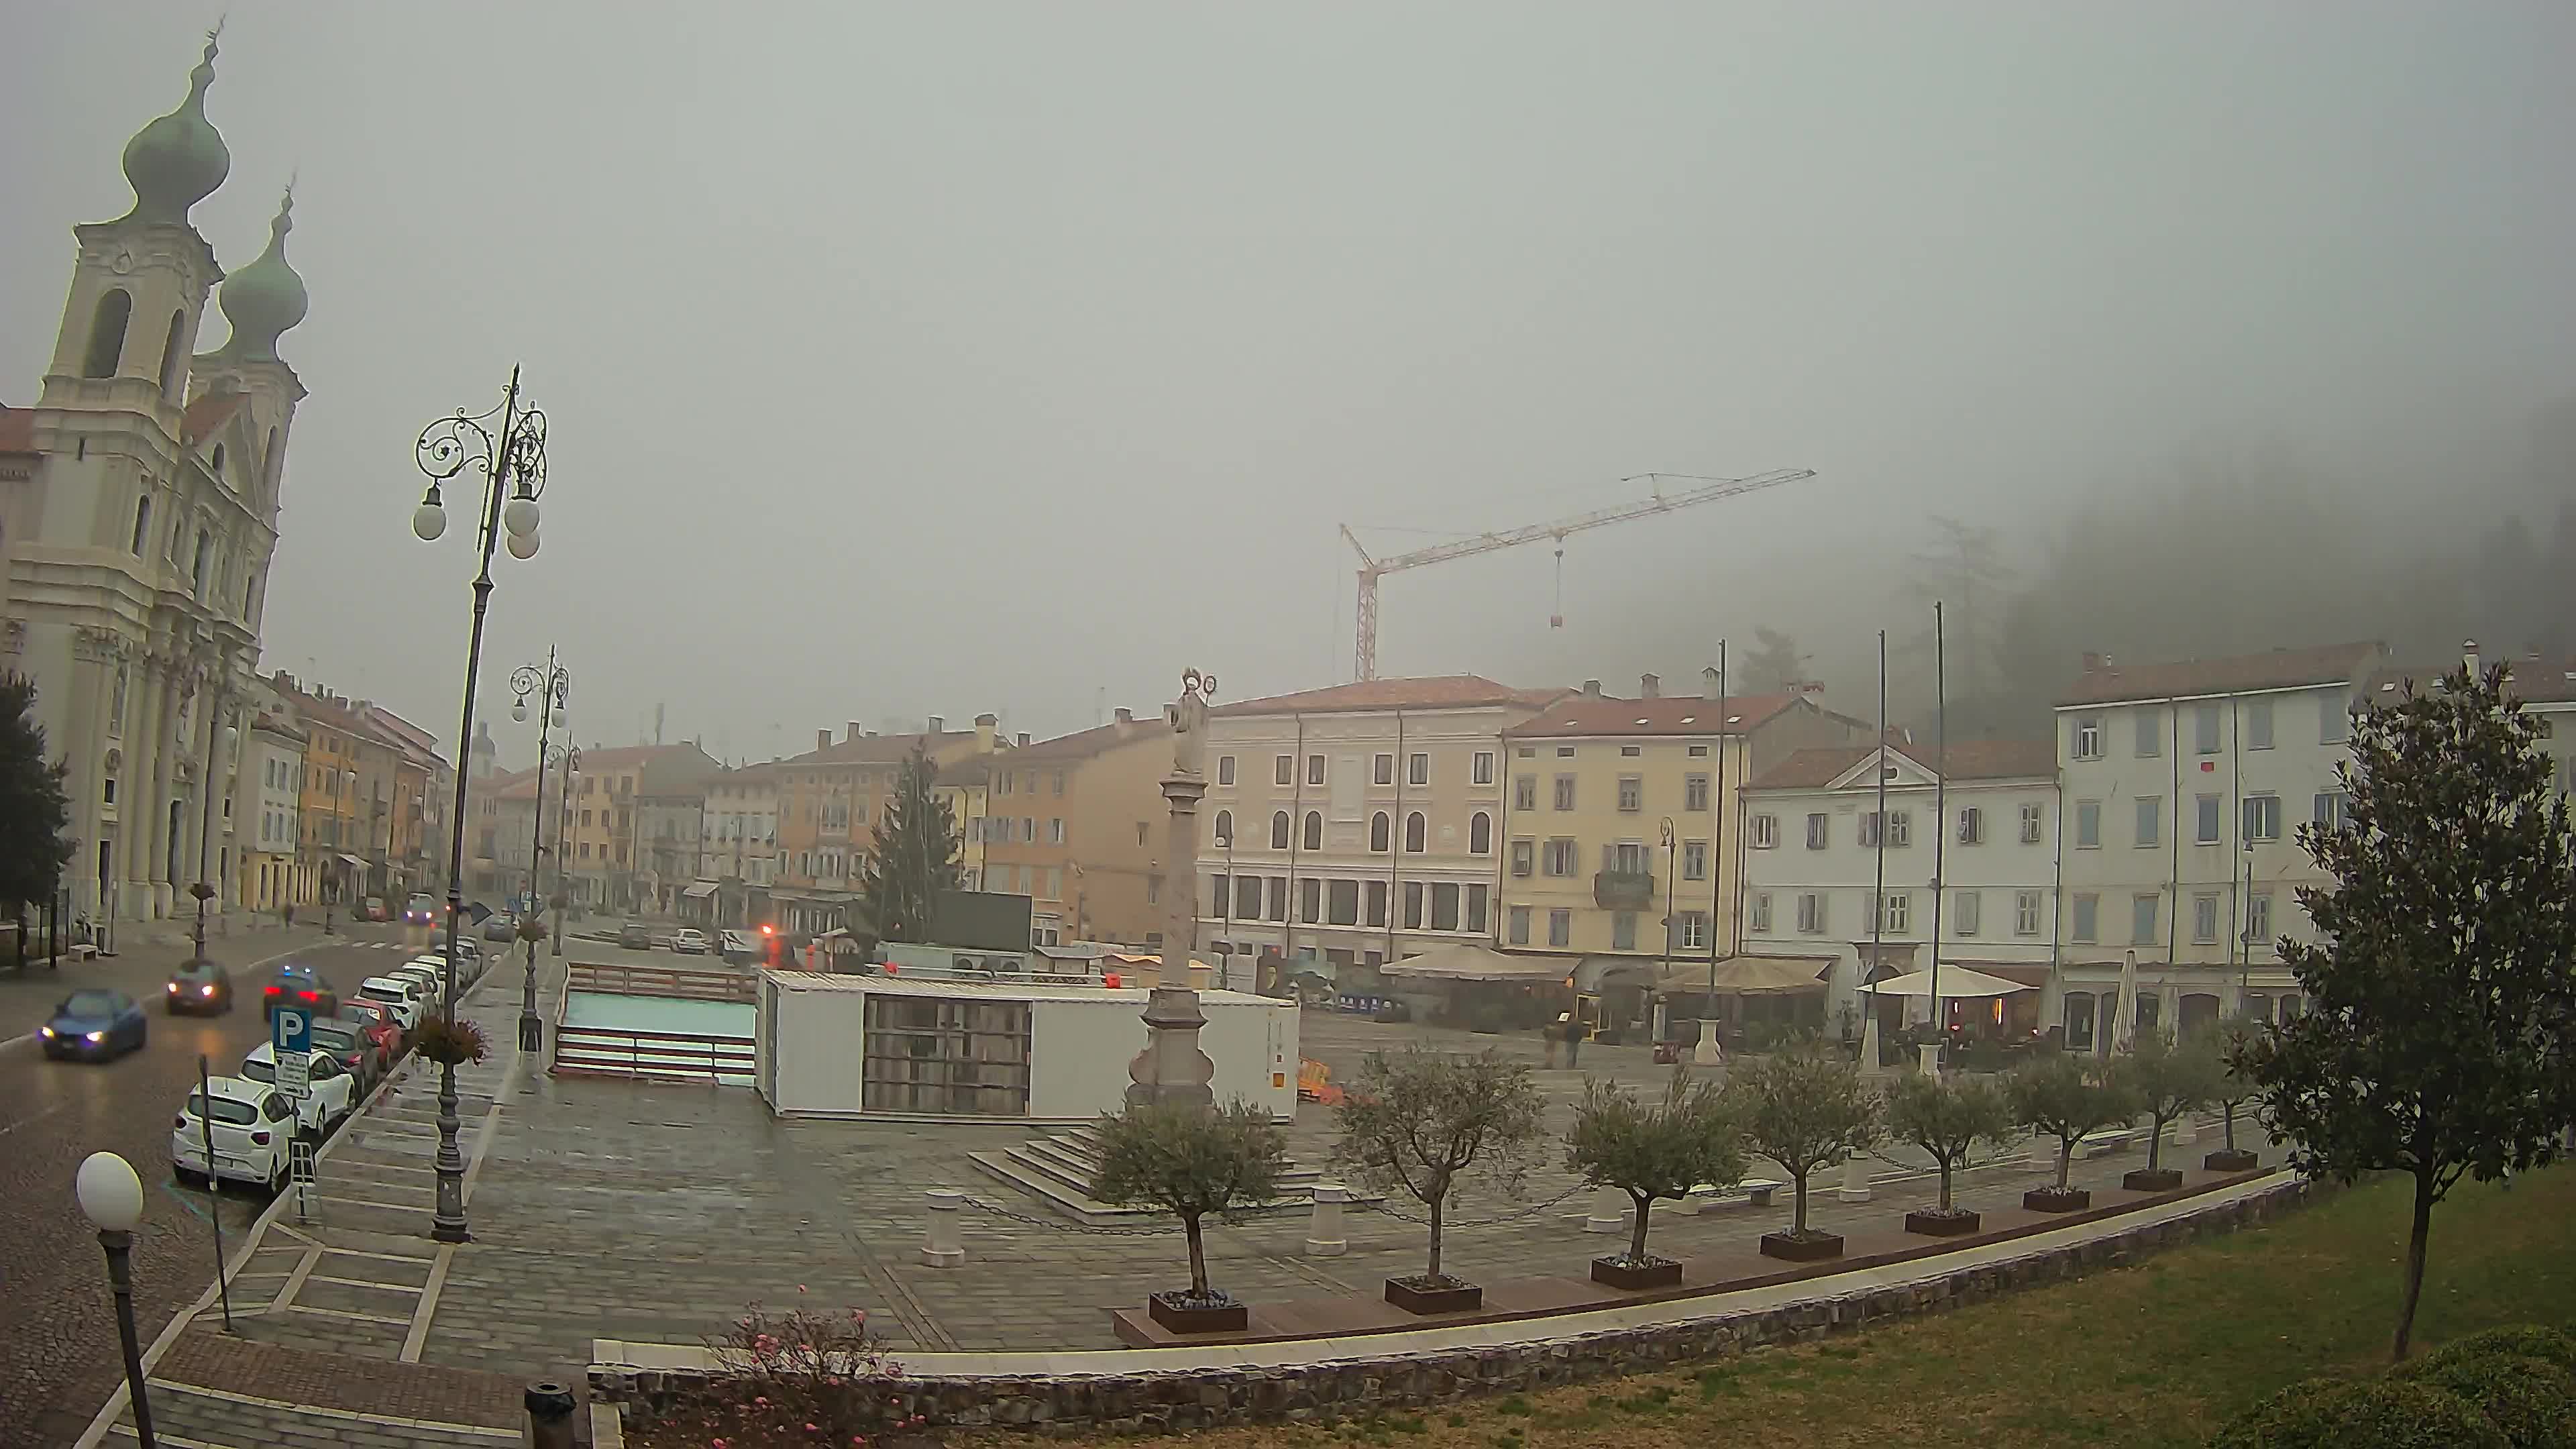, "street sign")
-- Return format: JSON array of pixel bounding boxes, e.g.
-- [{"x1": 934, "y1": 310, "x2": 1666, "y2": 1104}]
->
[{"x1": 272, "y1": 1006, "x2": 312, "y2": 1099}]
